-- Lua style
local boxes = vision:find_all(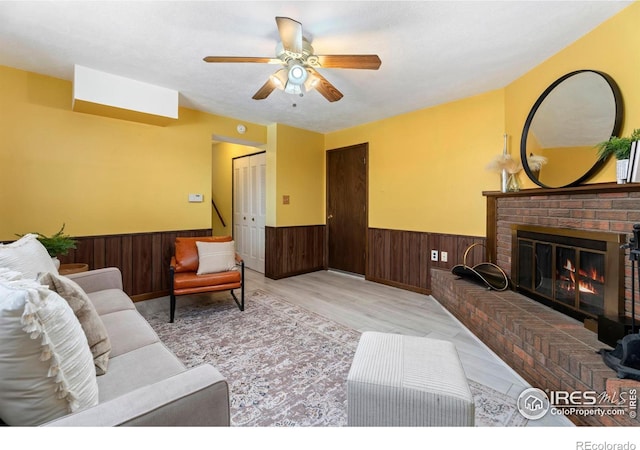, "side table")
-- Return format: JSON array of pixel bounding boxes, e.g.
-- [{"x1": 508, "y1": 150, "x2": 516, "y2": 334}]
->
[{"x1": 58, "y1": 263, "x2": 89, "y2": 275}]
